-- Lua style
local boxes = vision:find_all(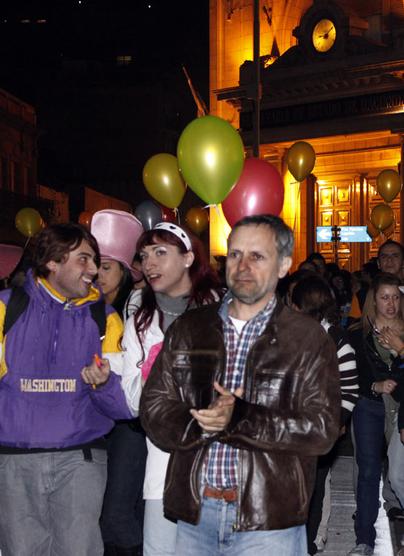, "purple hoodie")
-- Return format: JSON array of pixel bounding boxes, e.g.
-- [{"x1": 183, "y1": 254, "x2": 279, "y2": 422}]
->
[{"x1": 0, "y1": 270, "x2": 132, "y2": 449}]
